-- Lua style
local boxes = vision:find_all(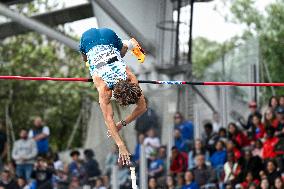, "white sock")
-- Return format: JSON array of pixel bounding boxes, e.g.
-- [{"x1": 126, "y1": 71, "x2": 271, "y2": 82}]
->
[{"x1": 122, "y1": 39, "x2": 135, "y2": 51}]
